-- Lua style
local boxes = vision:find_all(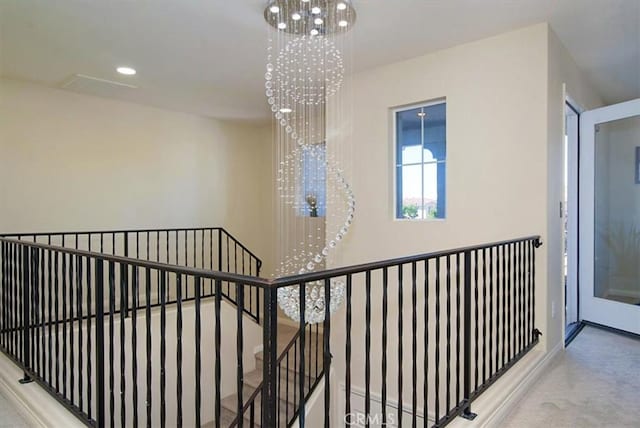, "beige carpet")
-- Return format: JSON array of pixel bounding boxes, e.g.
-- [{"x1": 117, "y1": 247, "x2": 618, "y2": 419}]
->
[{"x1": 501, "y1": 326, "x2": 640, "y2": 427}]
